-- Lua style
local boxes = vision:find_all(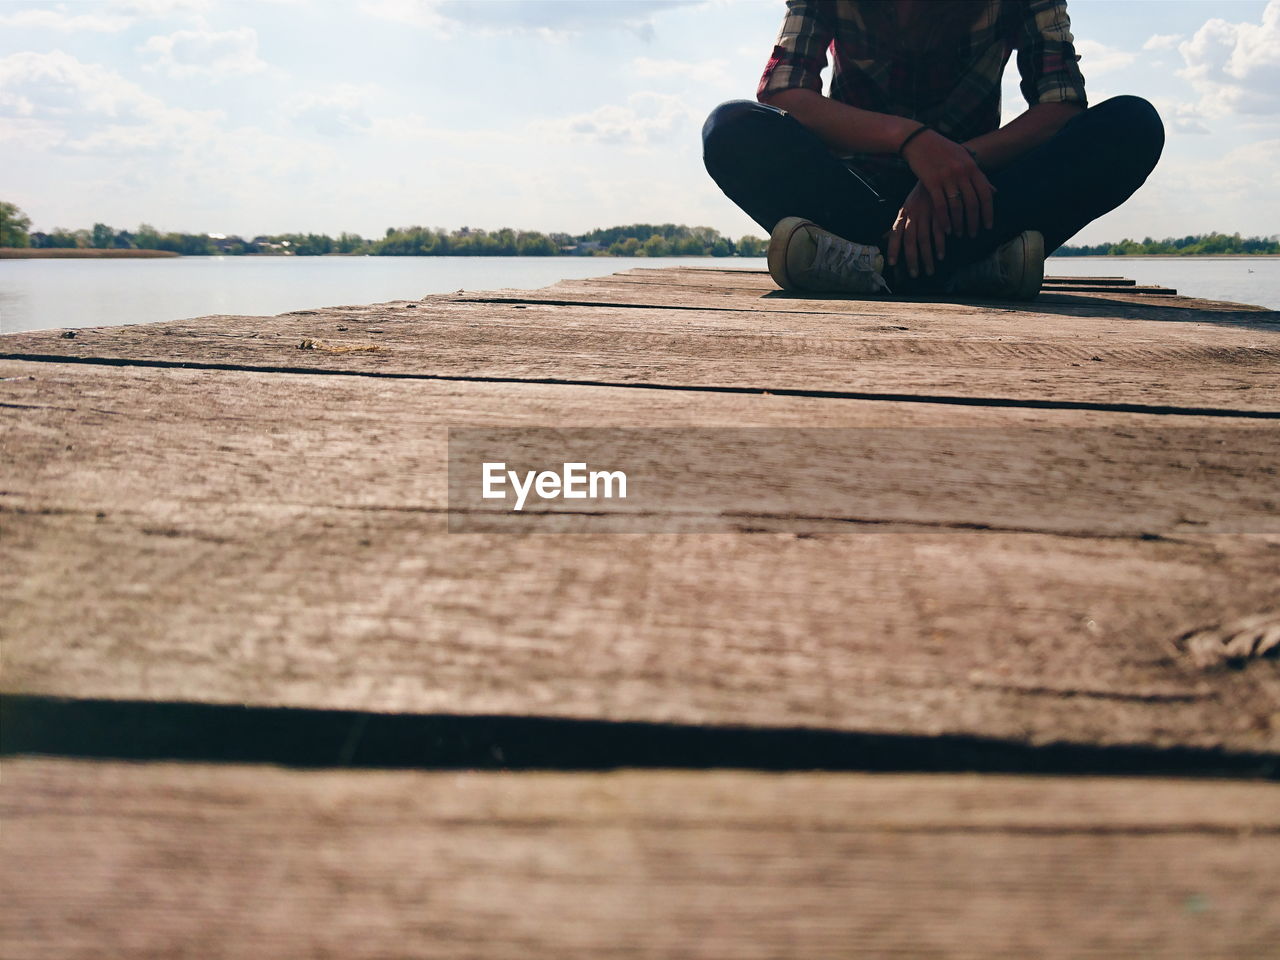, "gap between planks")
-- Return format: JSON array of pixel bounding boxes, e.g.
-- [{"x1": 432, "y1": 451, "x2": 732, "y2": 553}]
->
[{"x1": 3, "y1": 351, "x2": 1278, "y2": 419}]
